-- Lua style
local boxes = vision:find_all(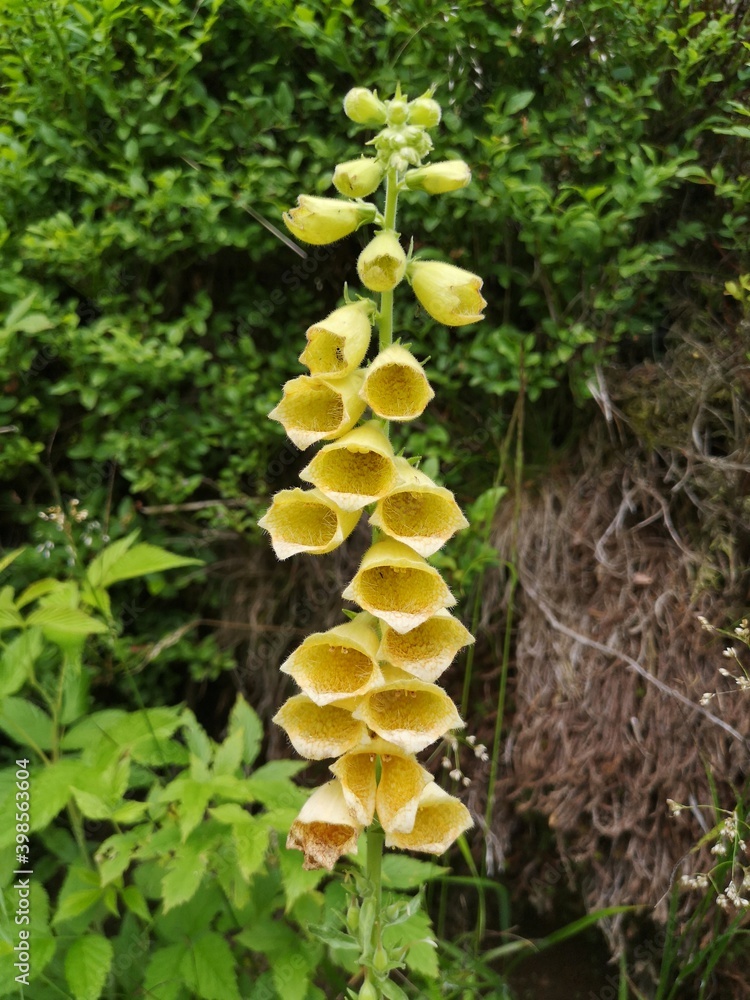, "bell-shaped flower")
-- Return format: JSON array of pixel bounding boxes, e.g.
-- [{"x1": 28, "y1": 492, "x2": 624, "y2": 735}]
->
[
  {"x1": 299, "y1": 300, "x2": 373, "y2": 379},
  {"x1": 273, "y1": 694, "x2": 369, "y2": 760},
  {"x1": 369, "y1": 458, "x2": 467, "y2": 555},
  {"x1": 330, "y1": 737, "x2": 433, "y2": 833},
  {"x1": 258, "y1": 488, "x2": 360, "y2": 560},
  {"x1": 343, "y1": 88, "x2": 387, "y2": 126},
  {"x1": 333, "y1": 158, "x2": 384, "y2": 199},
  {"x1": 377, "y1": 608, "x2": 474, "y2": 683},
  {"x1": 287, "y1": 780, "x2": 361, "y2": 871},
  {"x1": 283, "y1": 195, "x2": 377, "y2": 246},
  {"x1": 342, "y1": 538, "x2": 455, "y2": 633},
  {"x1": 299, "y1": 422, "x2": 398, "y2": 512},
  {"x1": 351, "y1": 668, "x2": 464, "y2": 754},
  {"x1": 269, "y1": 371, "x2": 367, "y2": 449},
  {"x1": 408, "y1": 261, "x2": 486, "y2": 327},
  {"x1": 357, "y1": 232, "x2": 407, "y2": 292},
  {"x1": 384, "y1": 783, "x2": 473, "y2": 855},
  {"x1": 281, "y1": 614, "x2": 383, "y2": 706},
  {"x1": 359, "y1": 345, "x2": 434, "y2": 423},
  {"x1": 404, "y1": 160, "x2": 471, "y2": 195}
]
